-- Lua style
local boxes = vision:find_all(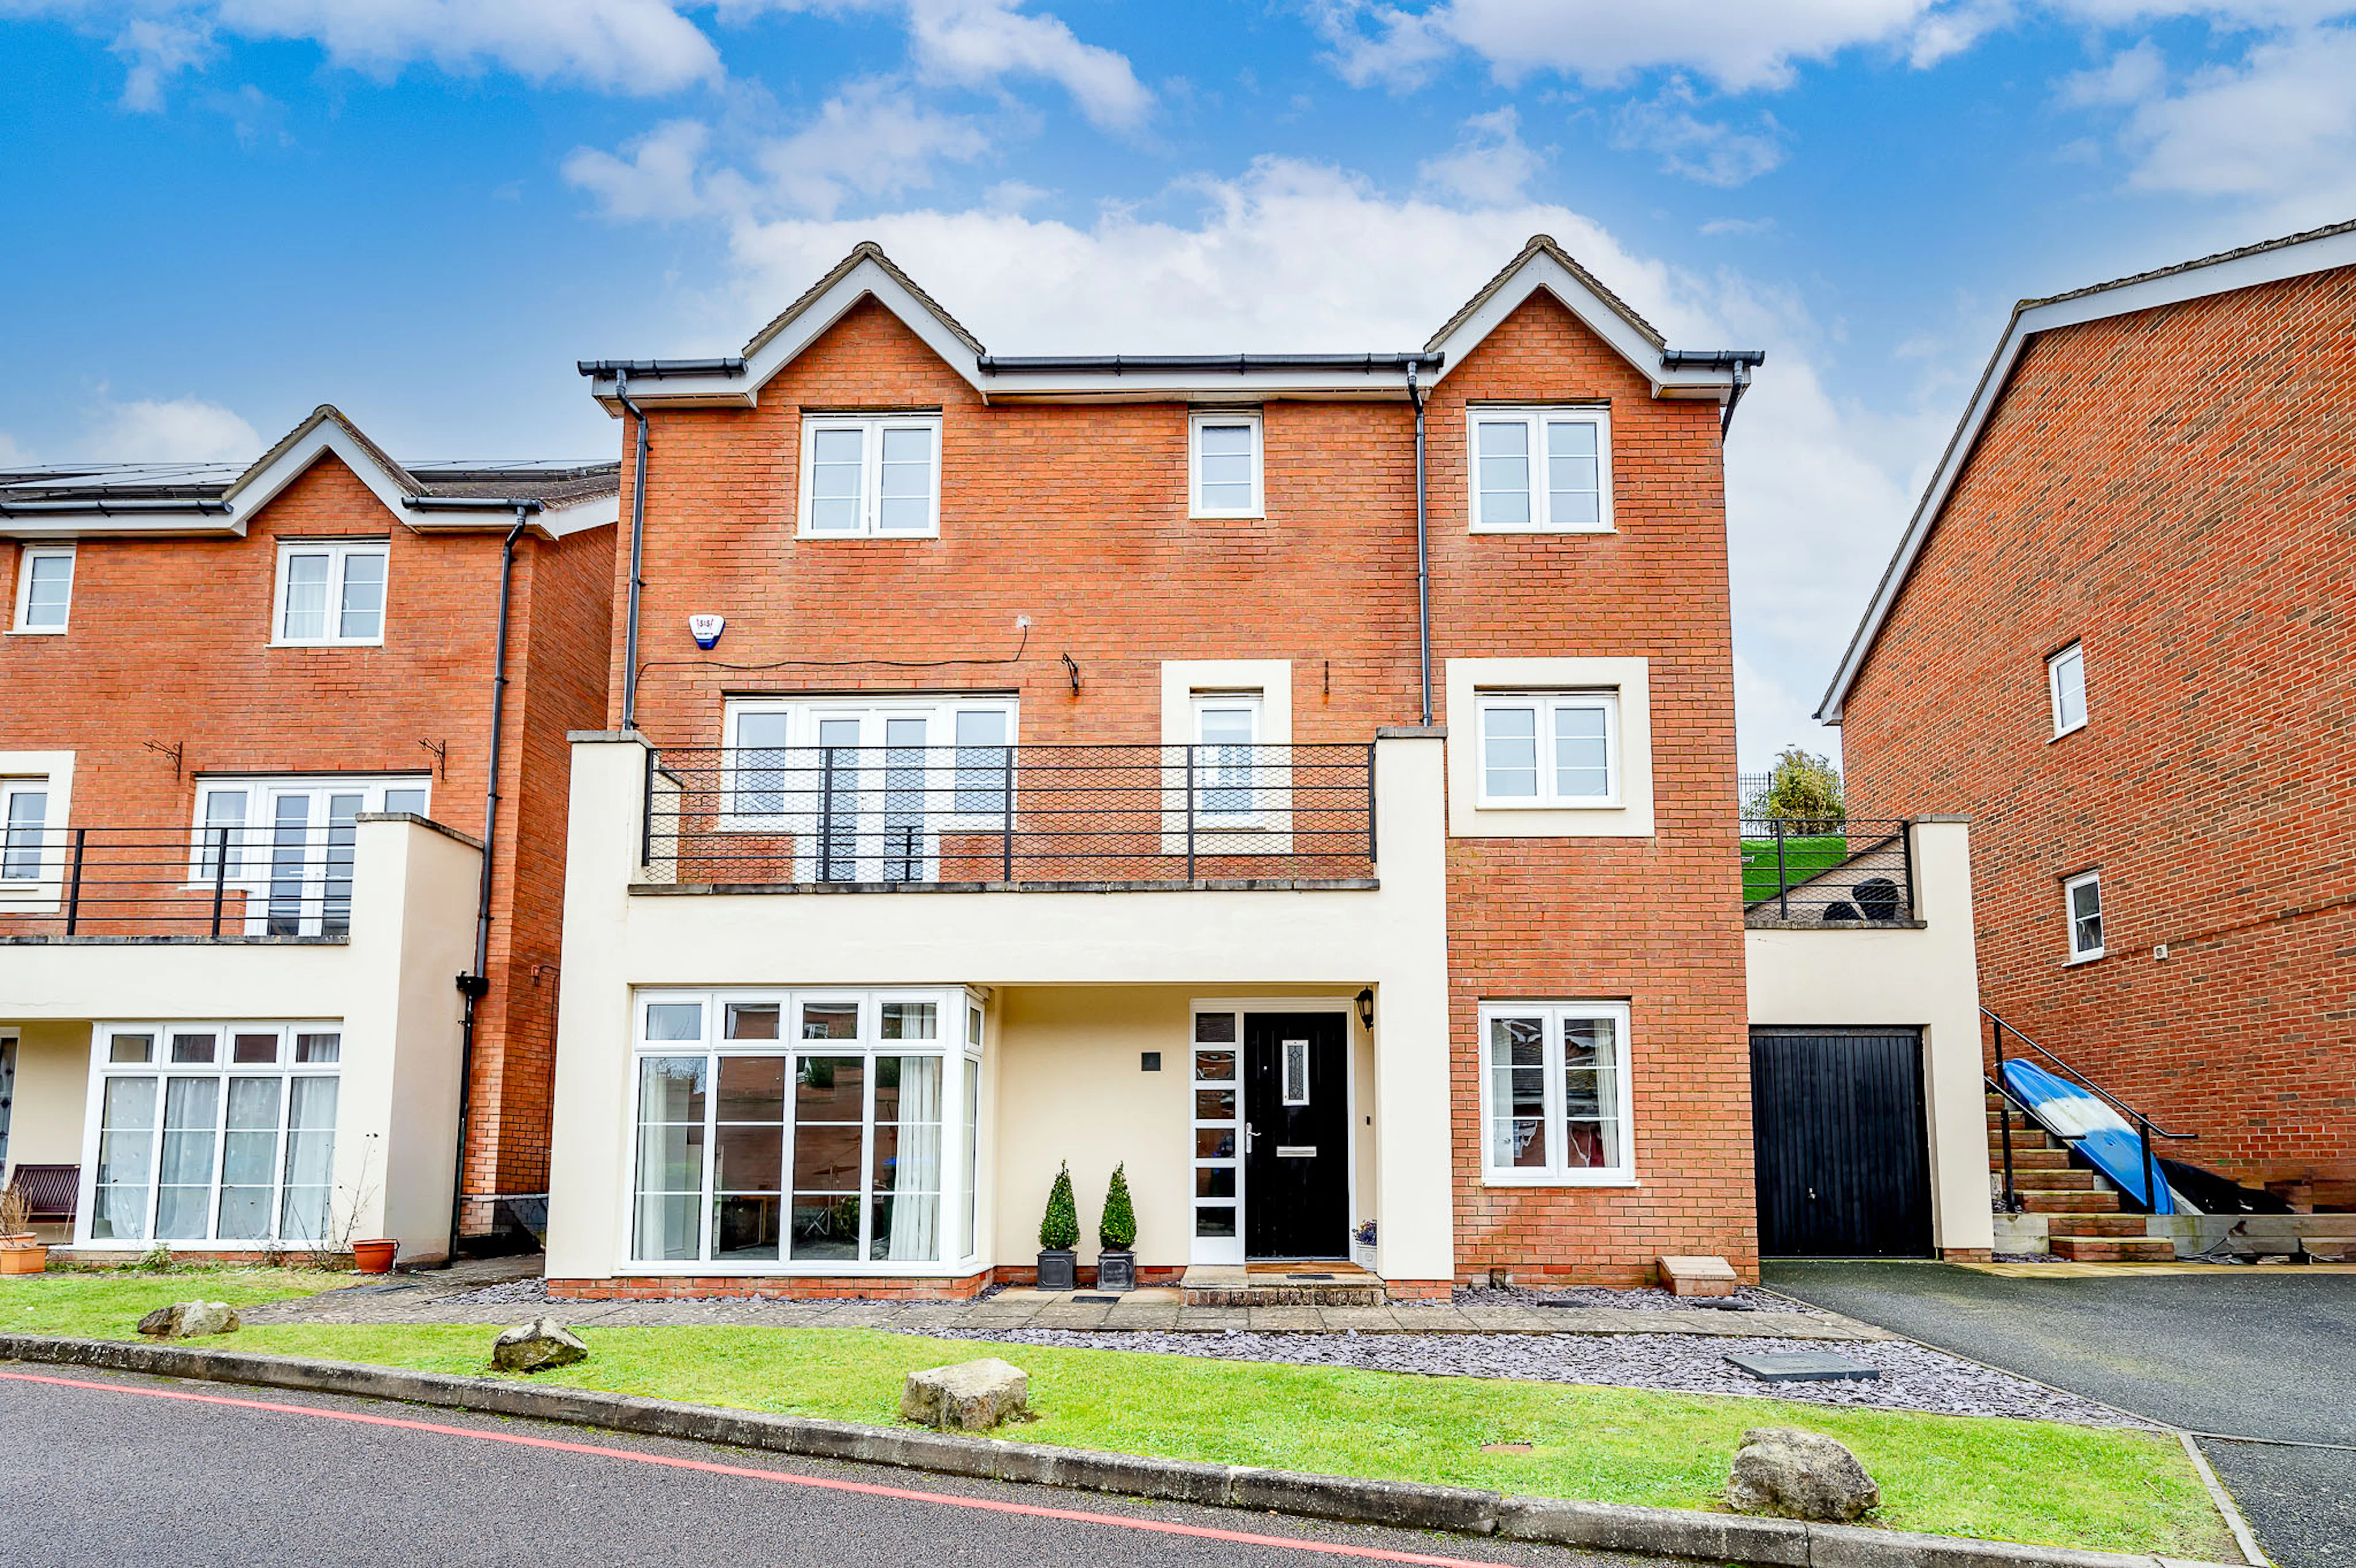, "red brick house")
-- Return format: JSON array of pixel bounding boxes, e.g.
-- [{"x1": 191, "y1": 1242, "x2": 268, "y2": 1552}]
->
[
  {"x1": 1821, "y1": 220, "x2": 2356, "y2": 1210},
  {"x1": 0, "y1": 406, "x2": 618, "y2": 1258},
  {"x1": 541, "y1": 236, "x2": 1776, "y2": 1297}
]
